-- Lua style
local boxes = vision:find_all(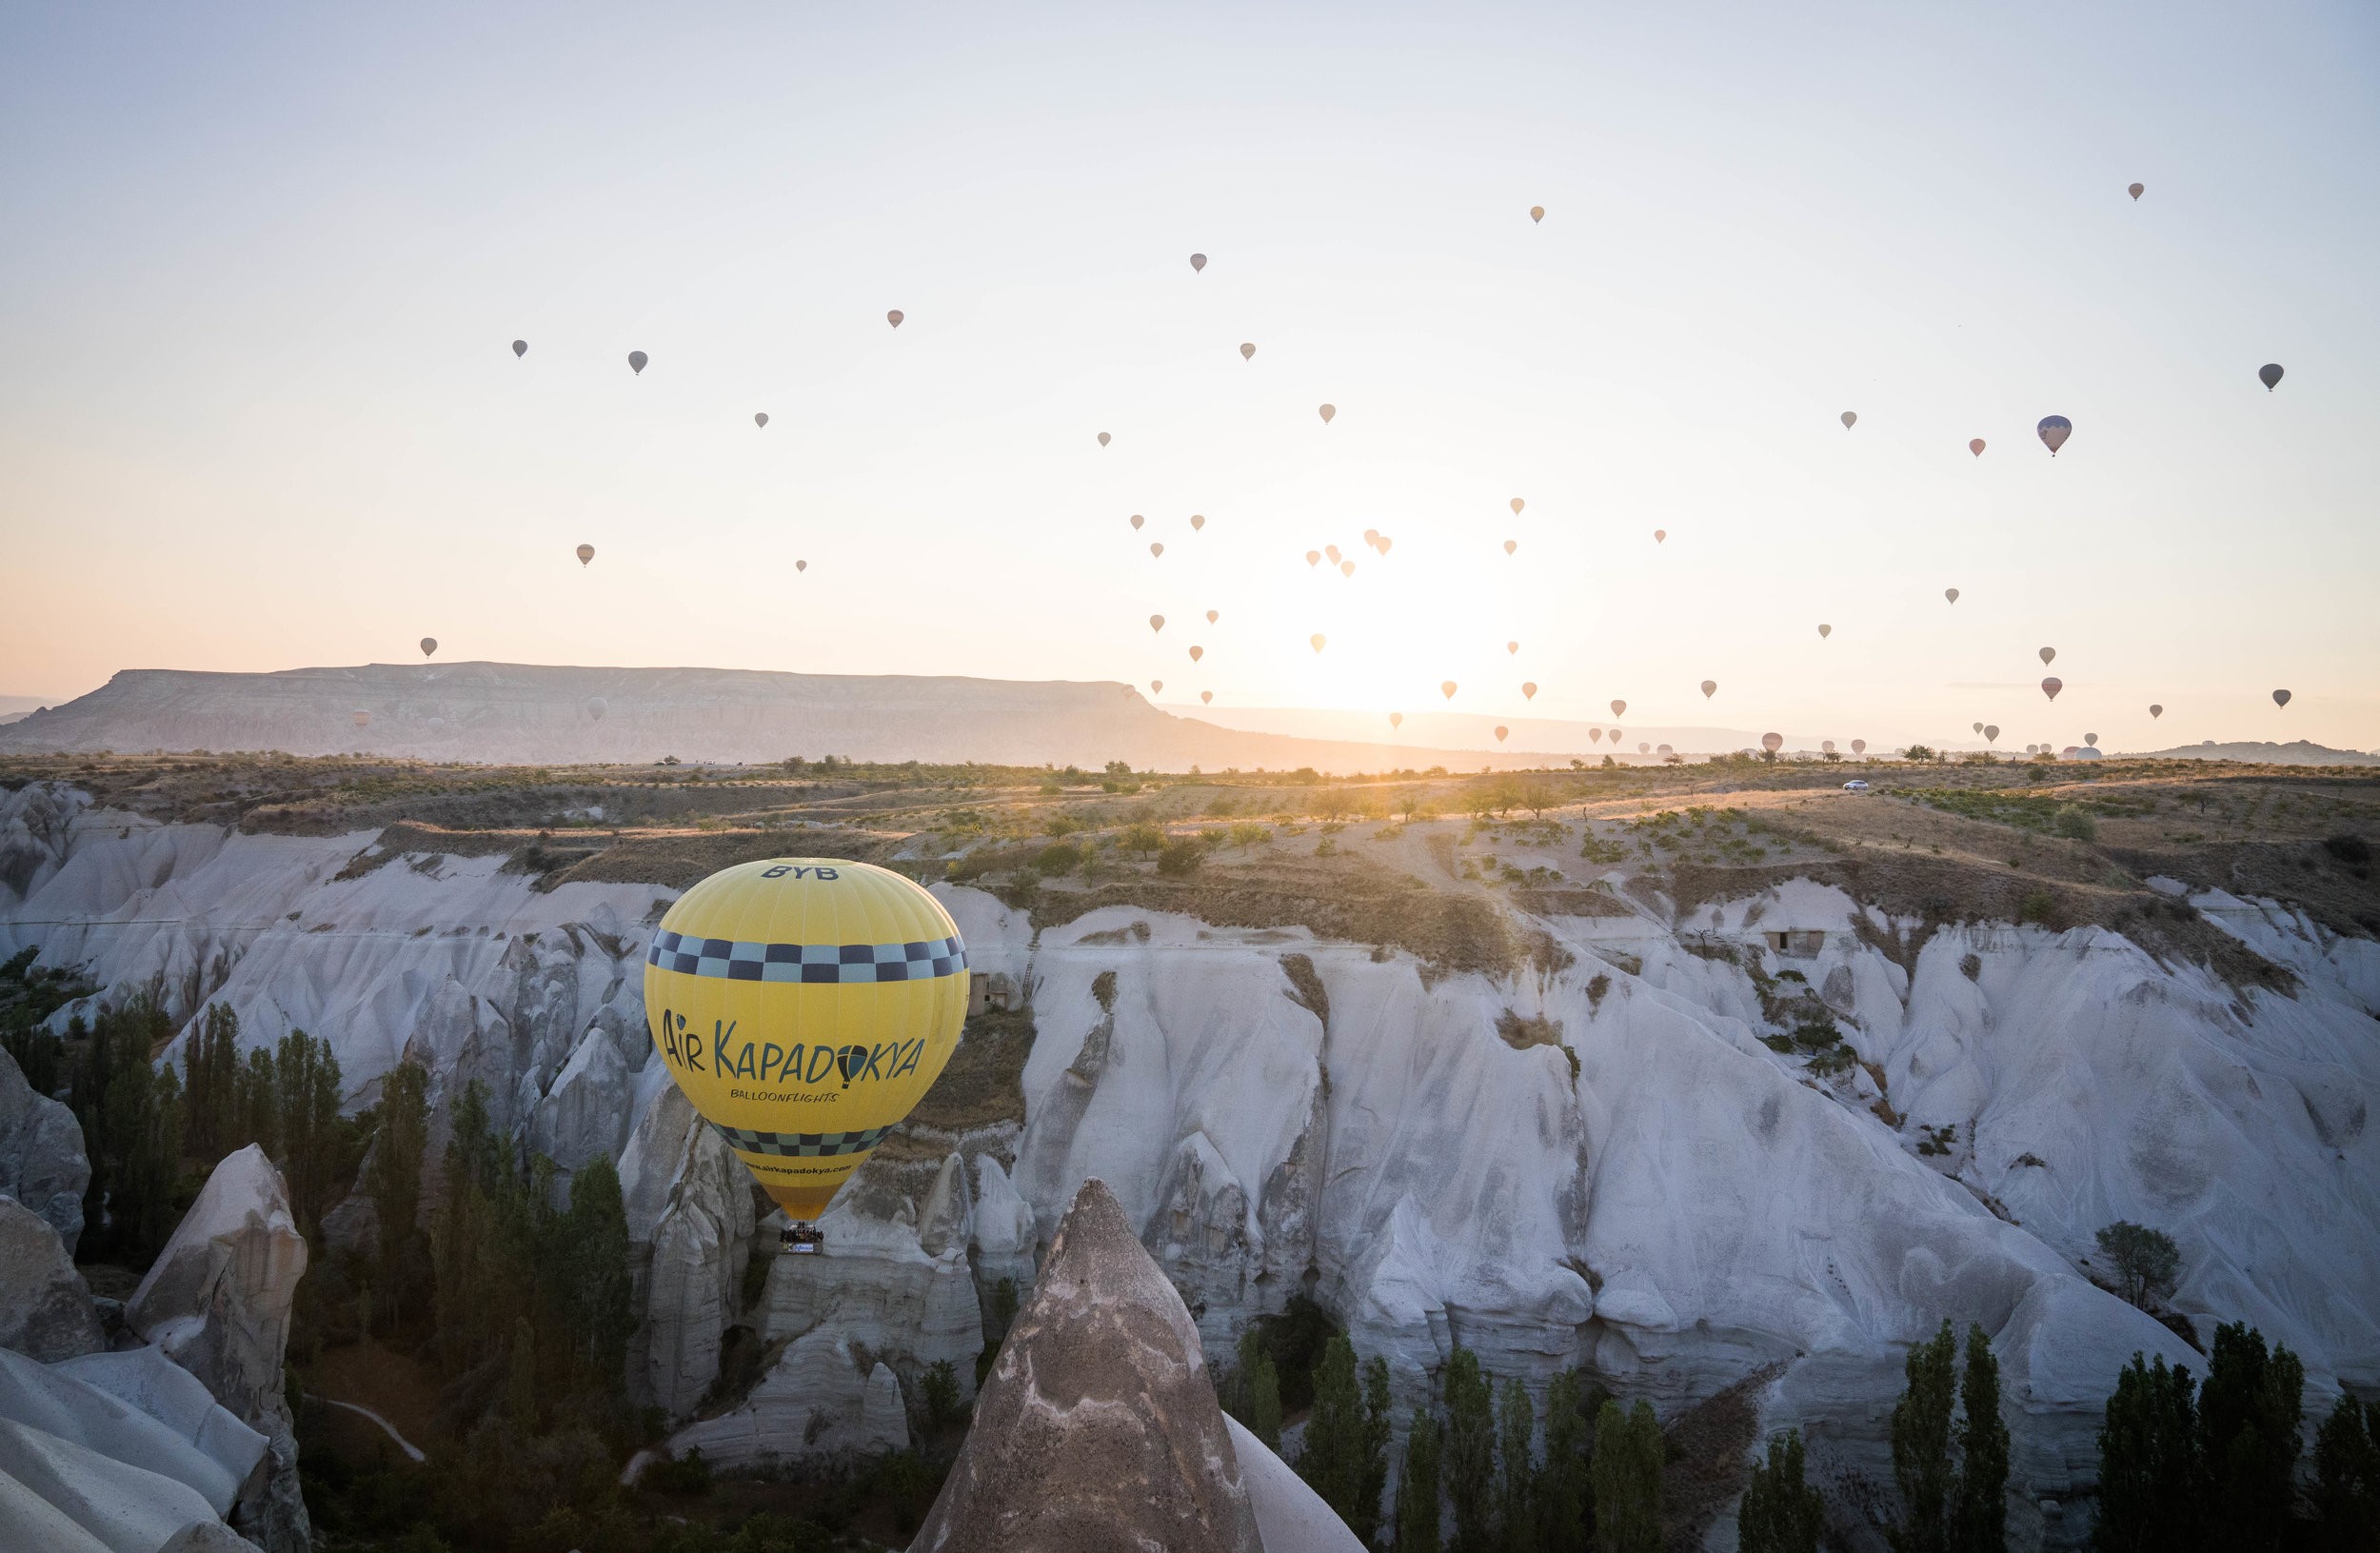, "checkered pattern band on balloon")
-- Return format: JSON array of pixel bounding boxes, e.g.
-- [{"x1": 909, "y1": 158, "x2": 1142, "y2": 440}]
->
[
  {"x1": 709, "y1": 1122, "x2": 894, "y2": 1158},
  {"x1": 646, "y1": 930, "x2": 966, "y2": 983}
]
